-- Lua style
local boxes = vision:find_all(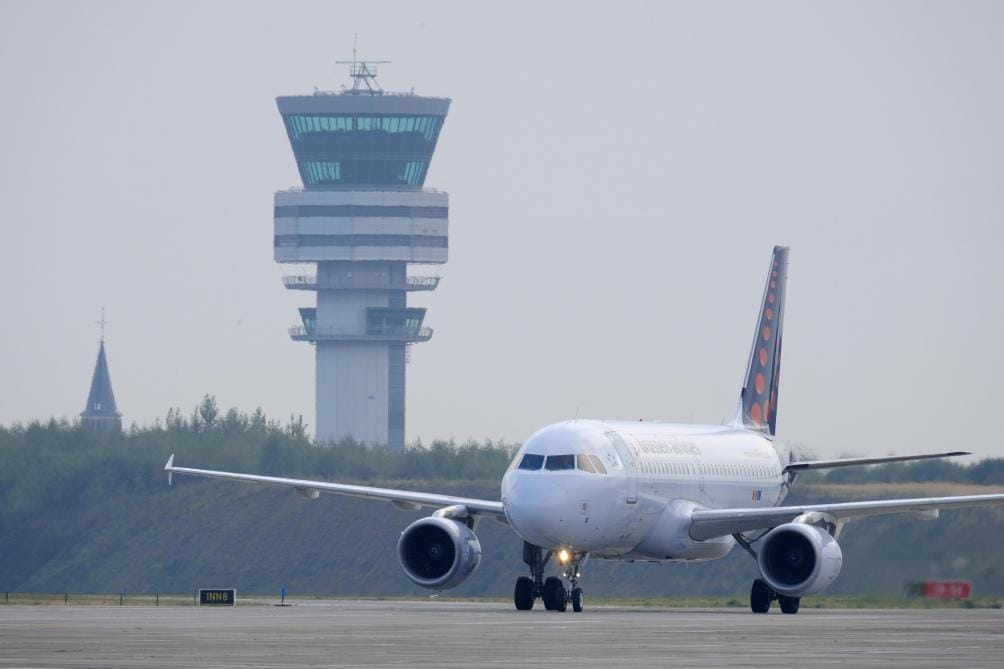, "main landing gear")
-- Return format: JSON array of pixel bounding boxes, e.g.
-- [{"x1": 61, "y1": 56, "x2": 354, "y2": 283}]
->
[
  {"x1": 750, "y1": 578, "x2": 800, "y2": 614},
  {"x1": 514, "y1": 541, "x2": 586, "y2": 613}
]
